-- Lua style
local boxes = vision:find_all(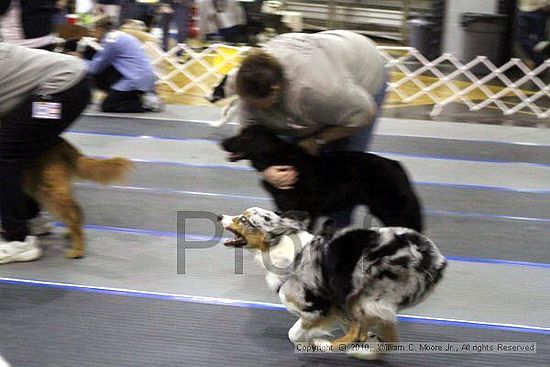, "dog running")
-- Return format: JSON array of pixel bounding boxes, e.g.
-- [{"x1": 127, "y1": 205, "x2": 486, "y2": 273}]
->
[
  {"x1": 220, "y1": 207, "x2": 446, "y2": 360},
  {"x1": 221, "y1": 125, "x2": 424, "y2": 232},
  {"x1": 23, "y1": 137, "x2": 133, "y2": 258}
]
